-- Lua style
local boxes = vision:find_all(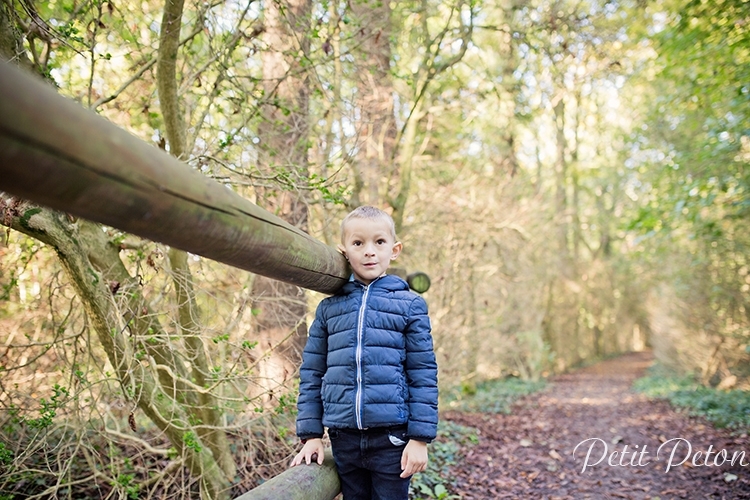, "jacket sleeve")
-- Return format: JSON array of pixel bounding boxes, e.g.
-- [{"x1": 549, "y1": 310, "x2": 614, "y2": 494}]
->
[
  {"x1": 404, "y1": 295, "x2": 439, "y2": 442},
  {"x1": 296, "y1": 303, "x2": 328, "y2": 440}
]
